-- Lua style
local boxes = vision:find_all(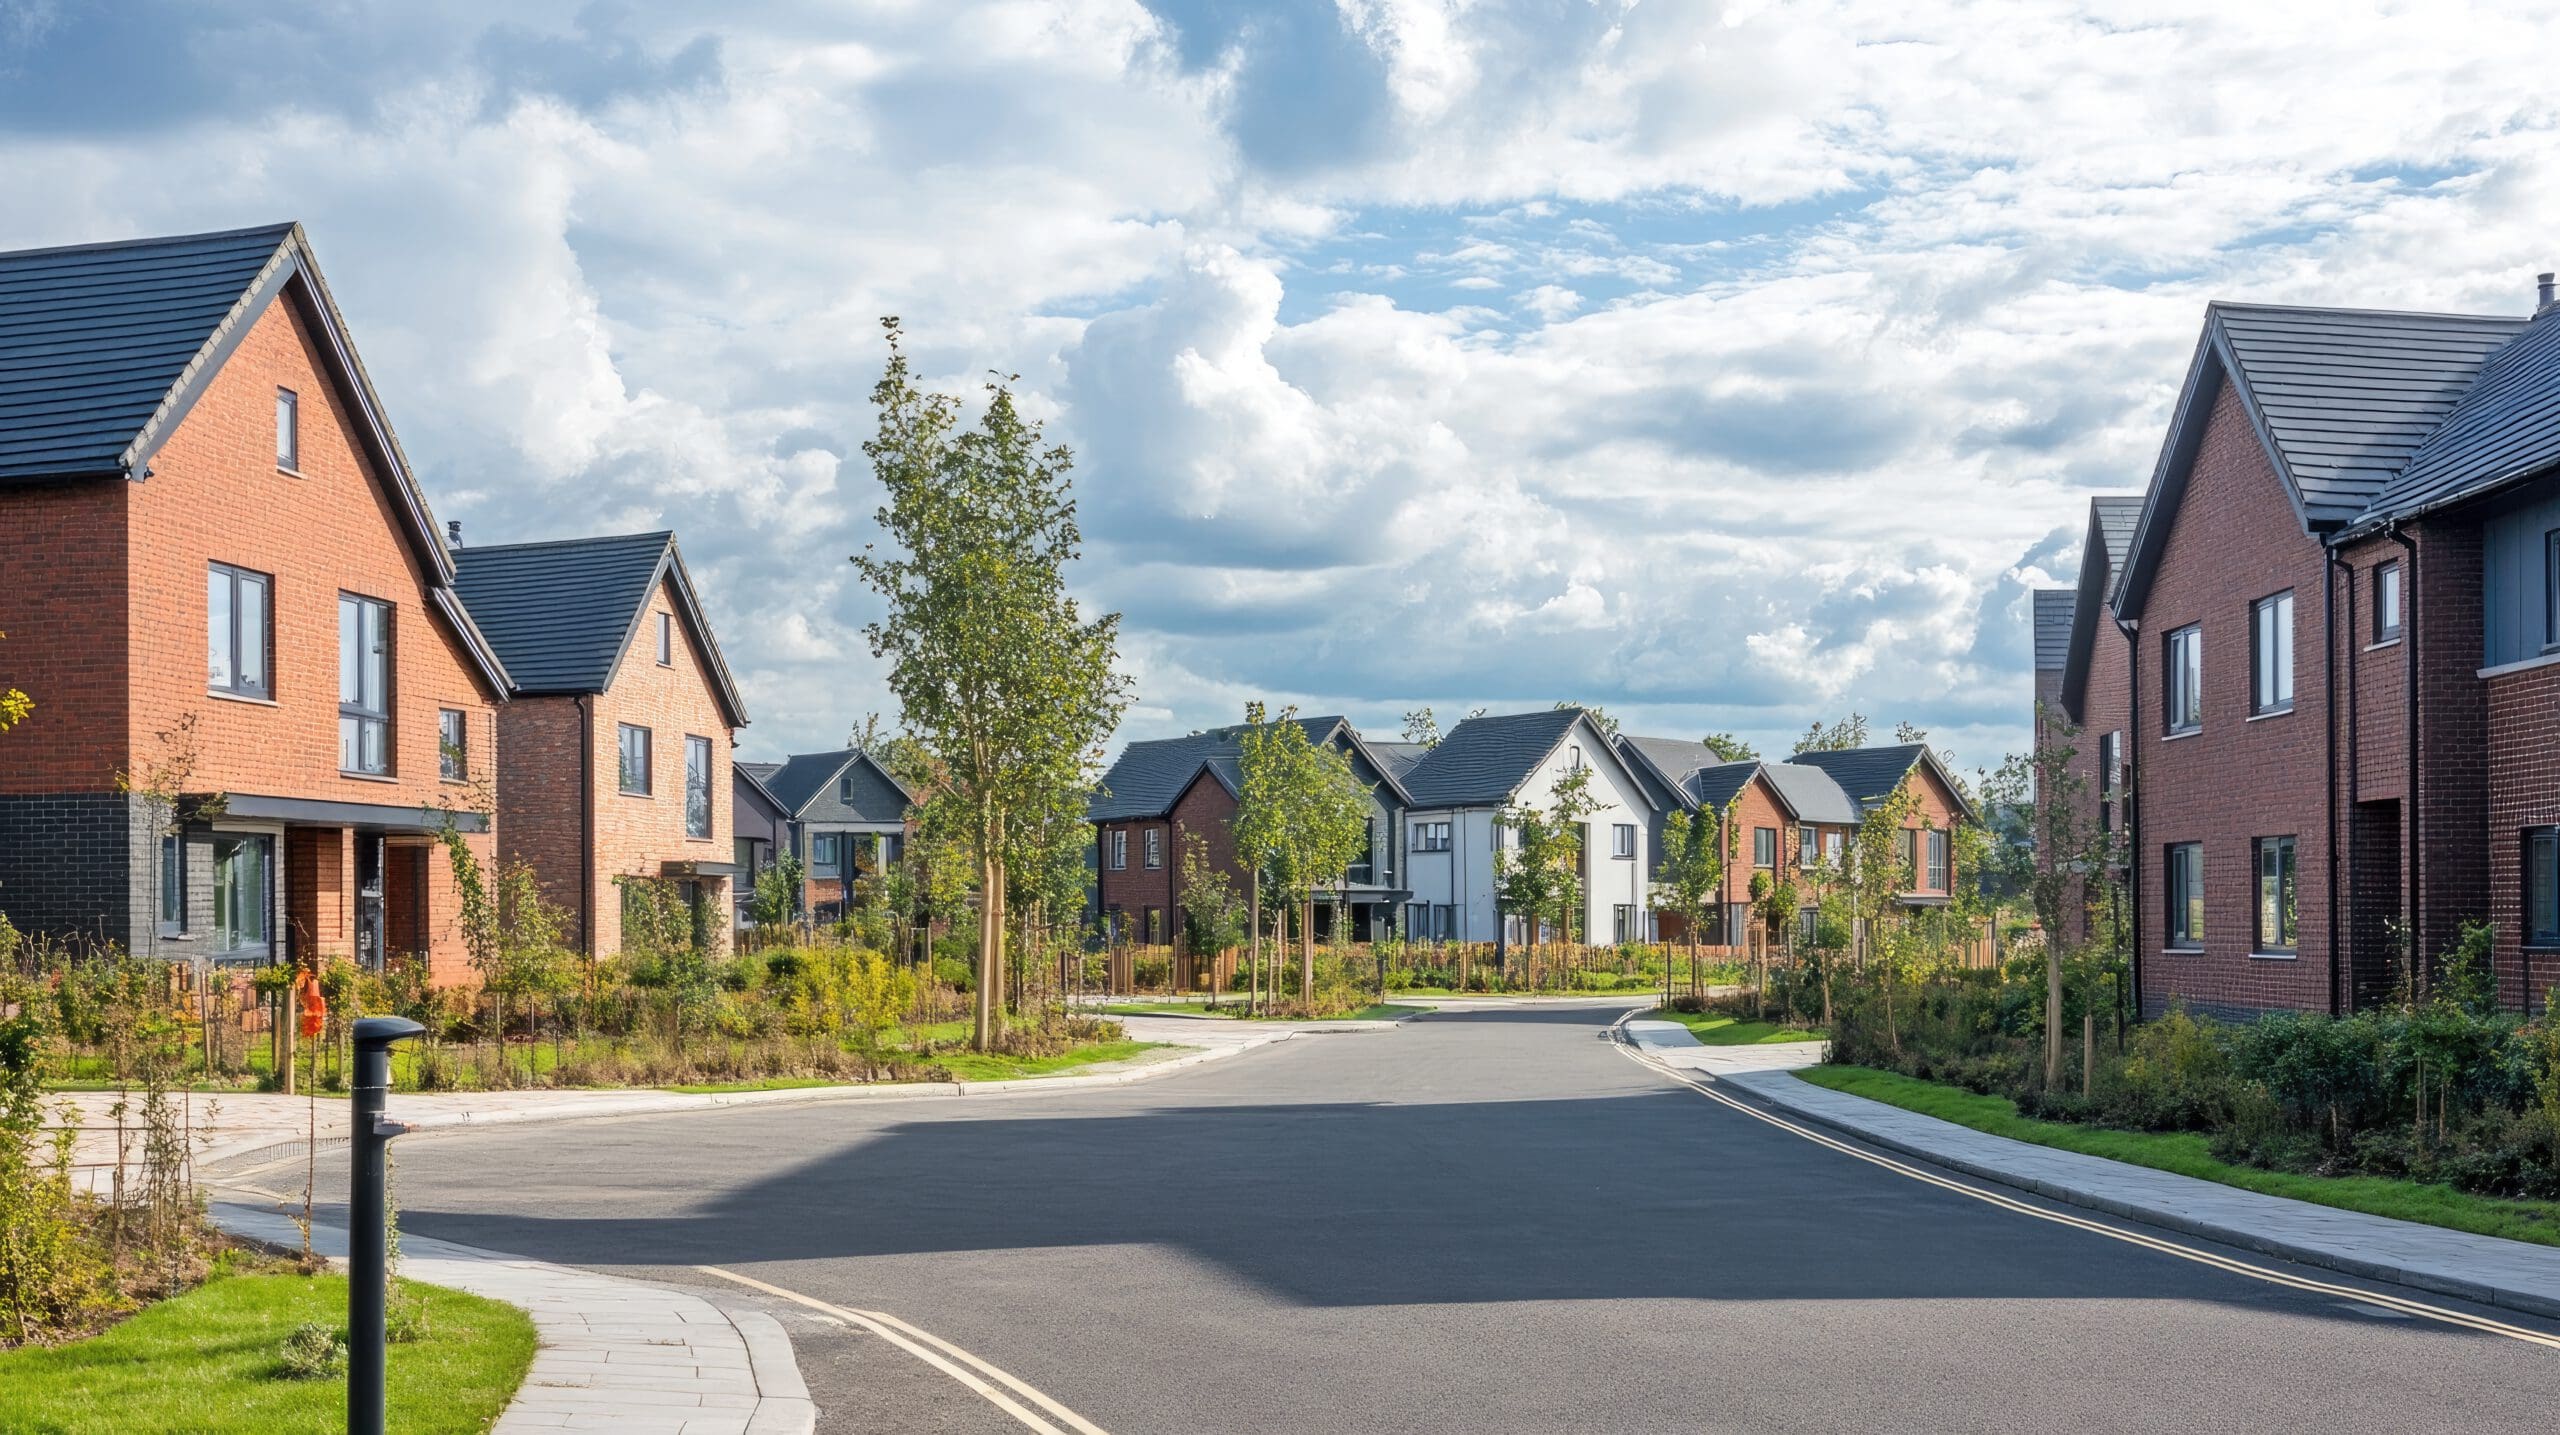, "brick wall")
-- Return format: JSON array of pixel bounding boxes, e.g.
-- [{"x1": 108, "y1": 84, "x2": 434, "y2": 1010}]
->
[
  {"x1": 495, "y1": 696, "x2": 591, "y2": 946},
  {"x1": 2486, "y1": 662, "x2": 2560, "y2": 1014},
  {"x1": 0, "y1": 793, "x2": 141, "y2": 947},
  {"x1": 2133, "y1": 382, "x2": 2335, "y2": 1018},
  {"x1": 2411, "y1": 519, "x2": 2490, "y2": 967},
  {"x1": 581, "y1": 575, "x2": 737, "y2": 953},
  {"x1": 0, "y1": 480, "x2": 129, "y2": 796}
]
